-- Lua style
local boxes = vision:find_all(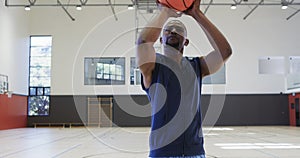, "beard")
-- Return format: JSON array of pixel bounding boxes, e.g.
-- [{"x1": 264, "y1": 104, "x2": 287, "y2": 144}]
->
[
  {"x1": 166, "y1": 42, "x2": 180, "y2": 50},
  {"x1": 166, "y1": 37, "x2": 180, "y2": 50}
]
